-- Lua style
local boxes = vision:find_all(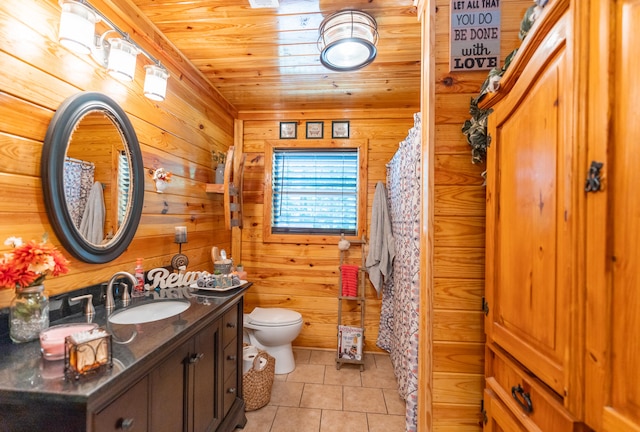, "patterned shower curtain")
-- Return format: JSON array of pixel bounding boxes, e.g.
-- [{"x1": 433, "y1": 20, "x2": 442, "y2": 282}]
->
[
  {"x1": 376, "y1": 112, "x2": 421, "y2": 432},
  {"x1": 63, "y1": 159, "x2": 95, "y2": 229}
]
